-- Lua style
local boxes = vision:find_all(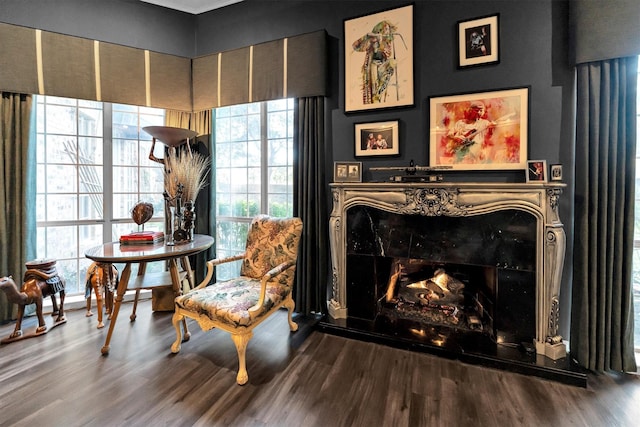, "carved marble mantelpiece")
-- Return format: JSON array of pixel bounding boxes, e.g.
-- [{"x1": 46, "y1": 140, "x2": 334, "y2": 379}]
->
[{"x1": 328, "y1": 181, "x2": 567, "y2": 358}]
